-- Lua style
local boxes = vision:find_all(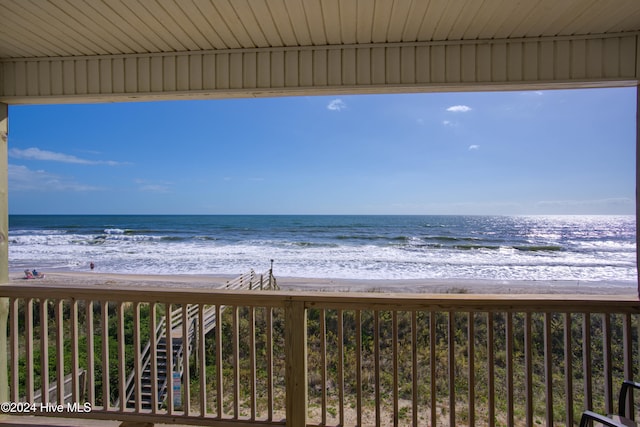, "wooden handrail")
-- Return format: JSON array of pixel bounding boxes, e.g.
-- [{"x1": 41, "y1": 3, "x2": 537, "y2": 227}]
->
[{"x1": 1, "y1": 285, "x2": 637, "y2": 310}]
